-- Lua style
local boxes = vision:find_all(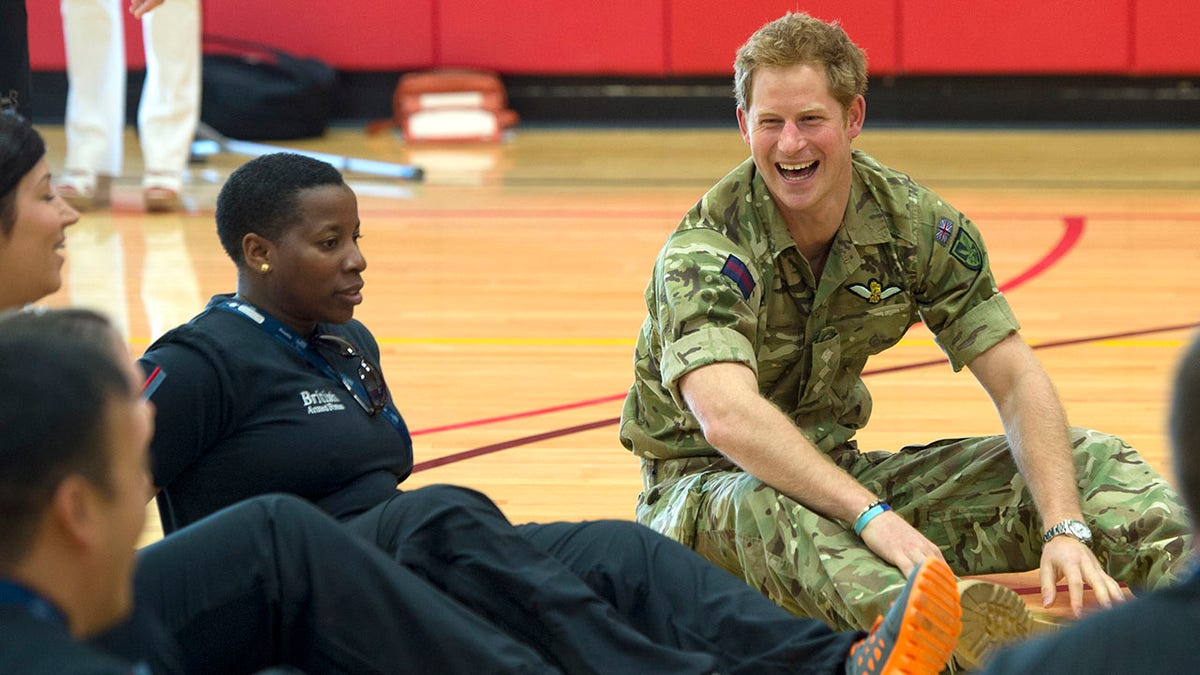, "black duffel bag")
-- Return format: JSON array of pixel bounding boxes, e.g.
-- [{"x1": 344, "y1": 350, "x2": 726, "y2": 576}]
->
[{"x1": 201, "y1": 35, "x2": 337, "y2": 140}]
